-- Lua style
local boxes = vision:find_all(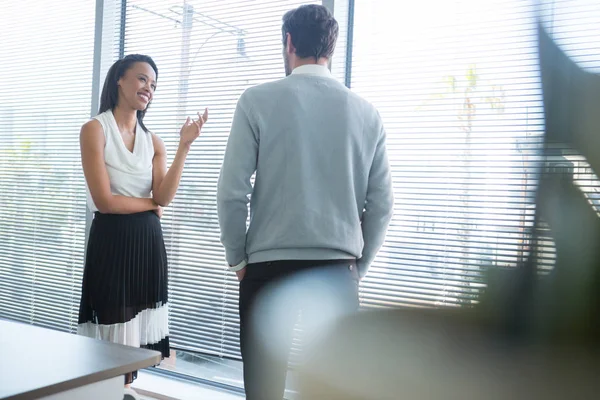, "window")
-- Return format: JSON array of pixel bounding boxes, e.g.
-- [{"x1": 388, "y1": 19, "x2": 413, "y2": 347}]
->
[
  {"x1": 350, "y1": 0, "x2": 543, "y2": 307},
  {"x1": 0, "y1": 1, "x2": 94, "y2": 331},
  {"x1": 118, "y1": 0, "x2": 322, "y2": 361},
  {"x1": 1, "y1": 0, "x2": 600, "y2": 395},
  {"x1": 351, "y1": 0, "x2": 600, "y2": 308}
]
